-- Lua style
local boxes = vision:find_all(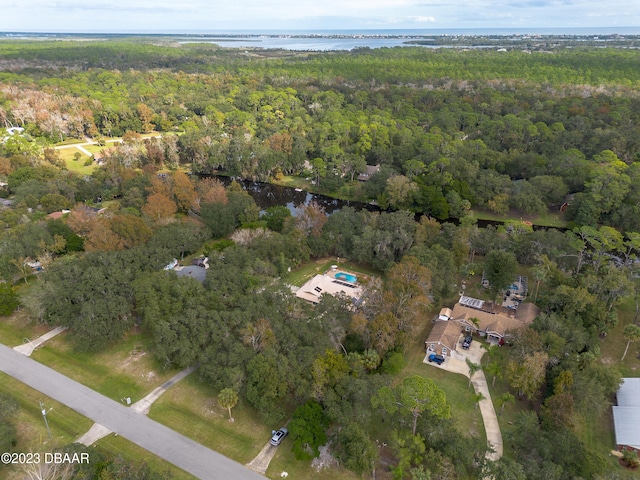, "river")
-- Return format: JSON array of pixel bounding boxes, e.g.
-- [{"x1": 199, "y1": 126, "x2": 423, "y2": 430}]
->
[
  {"x1": 214, "y1": 176, "x2": 556, "y2": 231},
  {"x1": 217, "y1": 177, "x2": 379, "y2": 215}
]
